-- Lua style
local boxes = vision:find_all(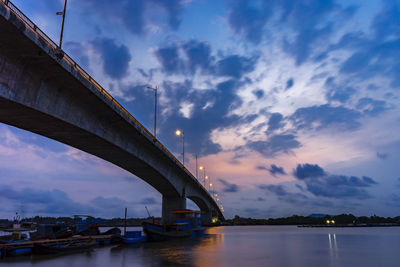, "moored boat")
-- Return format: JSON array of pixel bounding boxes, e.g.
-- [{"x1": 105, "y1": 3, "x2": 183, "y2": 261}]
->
[{"x1": 143, "y1": 209, "x2": 206, "y2": 241}]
